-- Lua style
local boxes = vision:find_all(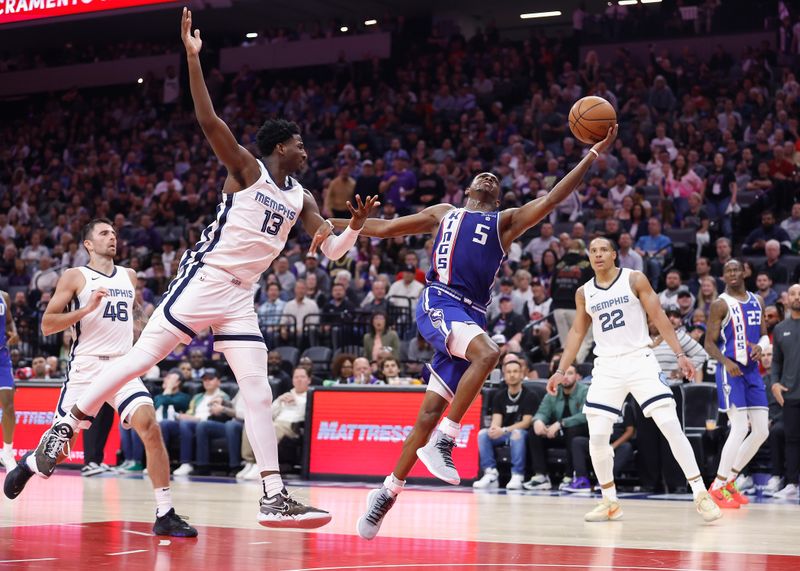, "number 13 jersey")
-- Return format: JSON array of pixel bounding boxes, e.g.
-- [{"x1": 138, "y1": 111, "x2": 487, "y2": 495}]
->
[
  {"x1": 71, "y1": 266, "x2": 135, "y2": 357},
  {"x1": 583, "y1": 268, "x2": 651, "y2": 357},
  {"x1": 183, "y1": 160, "x2": 305, "y2": 284},
  {"x1": 426, "y1": 208, "x2": 505, "y2": 307}
]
